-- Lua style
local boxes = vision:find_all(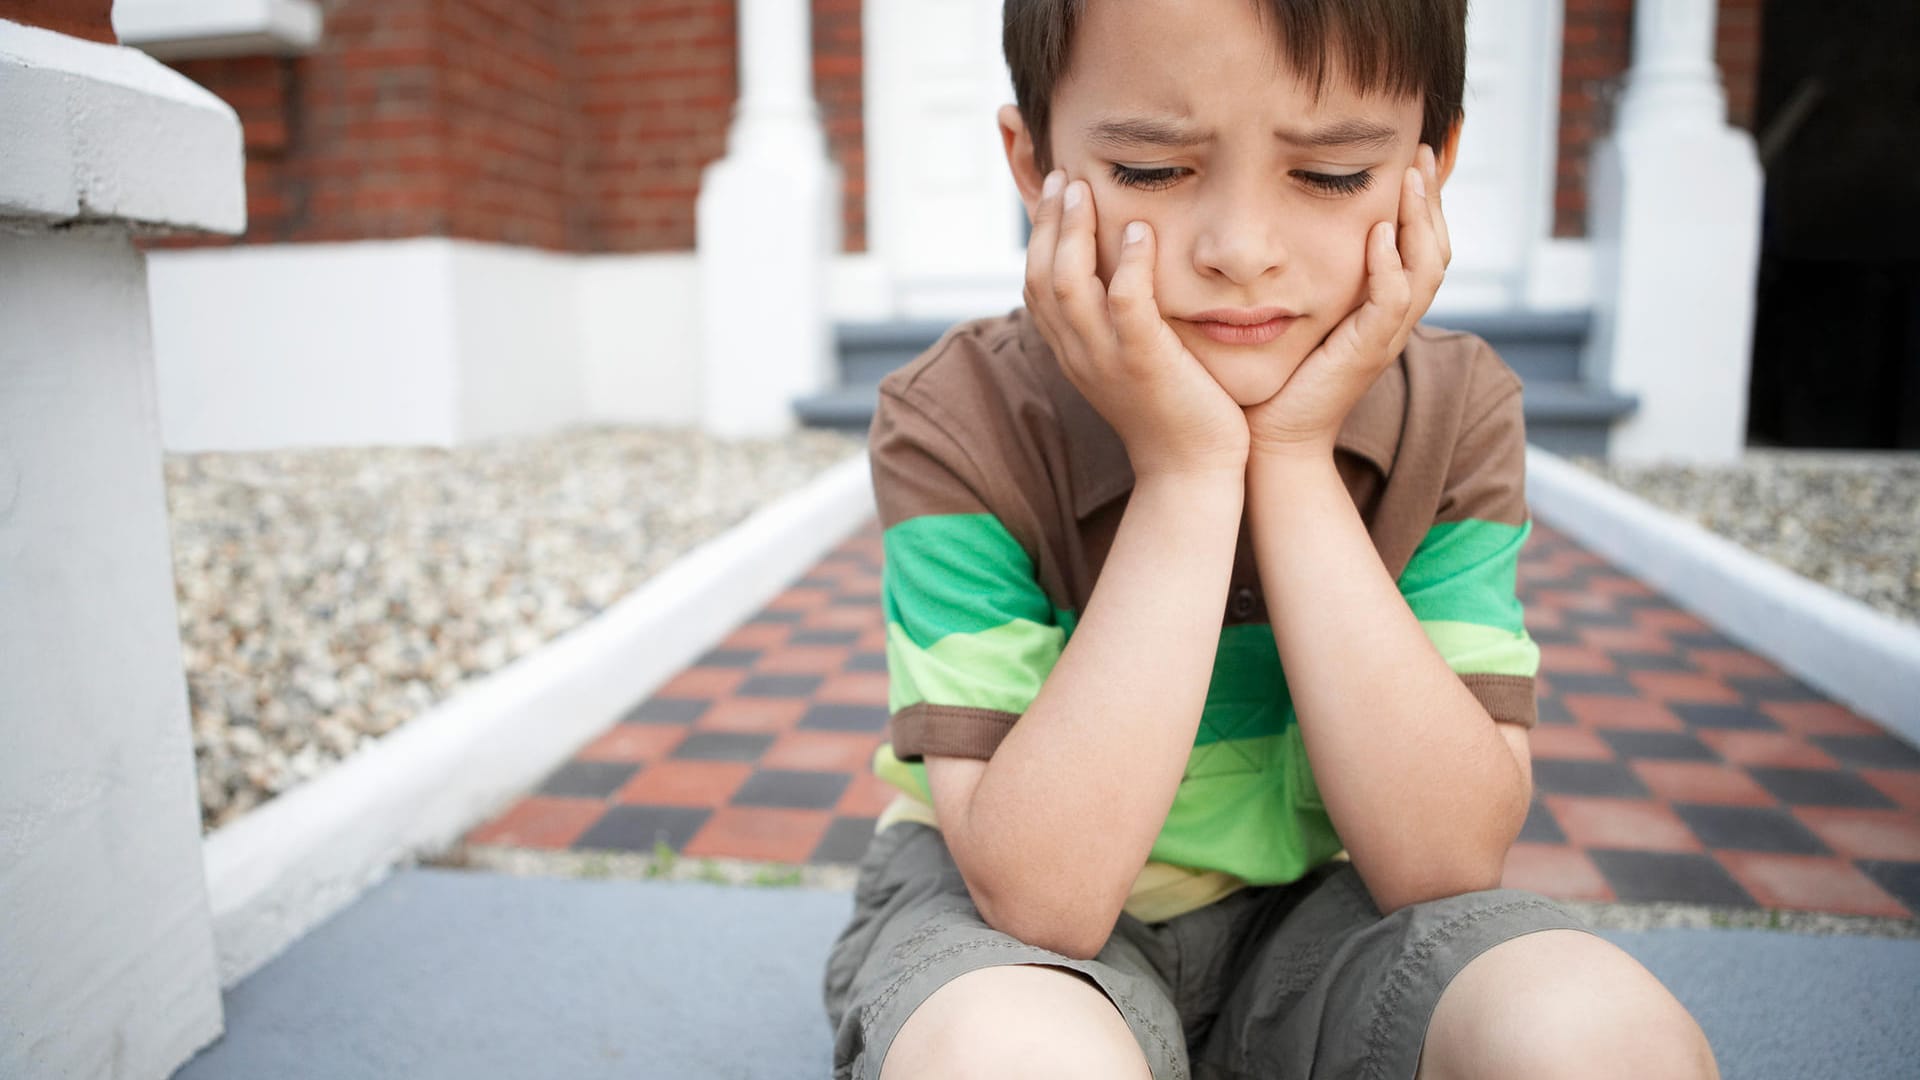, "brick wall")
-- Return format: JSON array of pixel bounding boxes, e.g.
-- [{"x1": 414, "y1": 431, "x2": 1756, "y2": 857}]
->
[
  {"x1": 1555, "y1": 0, "x2": 1765, "y2": 237},
  {"x1": 0, "y1": 0, "x2": 115, "y2": 43}
]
